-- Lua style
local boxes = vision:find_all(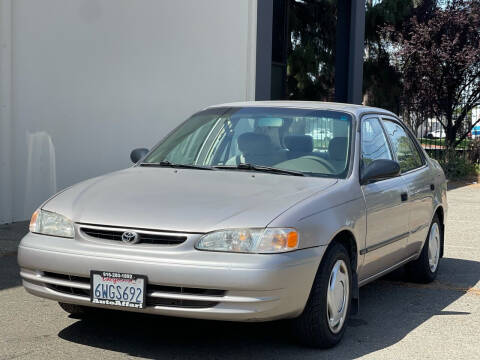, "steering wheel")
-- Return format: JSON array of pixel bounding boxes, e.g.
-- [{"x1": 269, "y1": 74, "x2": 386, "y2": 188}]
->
[{"x1": 301, "y1": 155, "x2": 337, "y2": 173}]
